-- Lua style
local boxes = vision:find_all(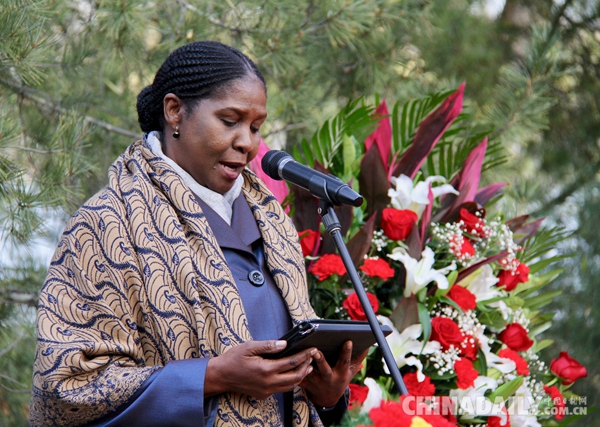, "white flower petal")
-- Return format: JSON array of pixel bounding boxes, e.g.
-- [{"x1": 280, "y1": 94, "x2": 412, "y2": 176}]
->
[{"x1": 361, "y1": 378, "x2": 384, "y2": 414}]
